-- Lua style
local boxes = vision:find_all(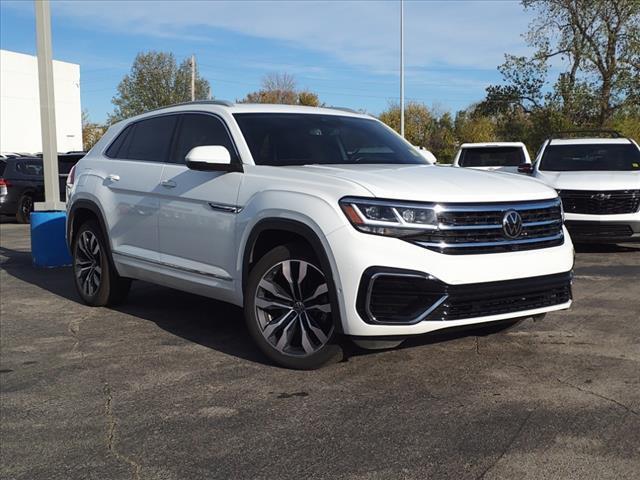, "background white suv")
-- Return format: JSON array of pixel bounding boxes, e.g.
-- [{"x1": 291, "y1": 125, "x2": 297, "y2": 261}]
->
[
  {"x1": 452, "y1": 142, "x2": 531, "y2": 174},
  {"x1": 526, "y1": 132, "x2": 640, "y2": 243},
  {"x1": 66, "y1": 101, "x2": 574, "y2": 369}
]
